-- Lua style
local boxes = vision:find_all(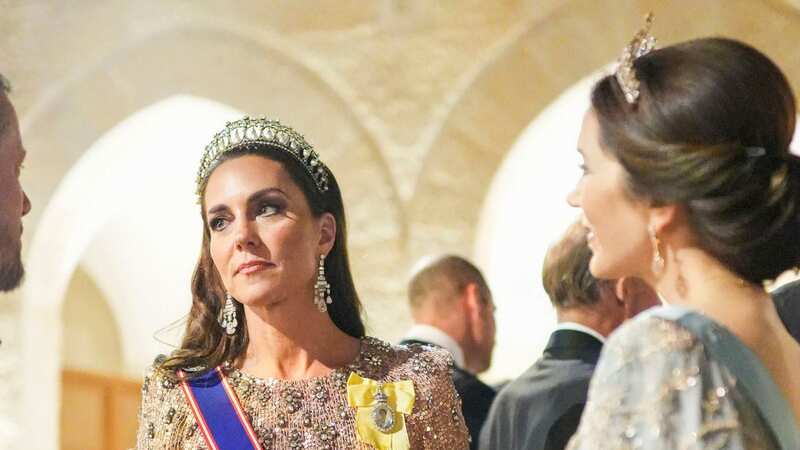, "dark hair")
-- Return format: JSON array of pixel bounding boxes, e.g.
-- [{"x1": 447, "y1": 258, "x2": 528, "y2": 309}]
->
[
  {"x1": 542, "y1": 222, "x2": 607, "y2": 309},
  {"x1": 591, "y1": 37, "x2": 800, "y2": 284},
  {"x1": 160, "y1": 143, "x2": 365, "y2": 376},
  {"x1": 0, "y1": 73, "x2": 10, "y2": 133},
  {"x1": 408, "y1": 255, "x2": 491, "y2": 310},
  {"x1": 0, "y1": 73, "x2": 10, "y2": 94}
]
